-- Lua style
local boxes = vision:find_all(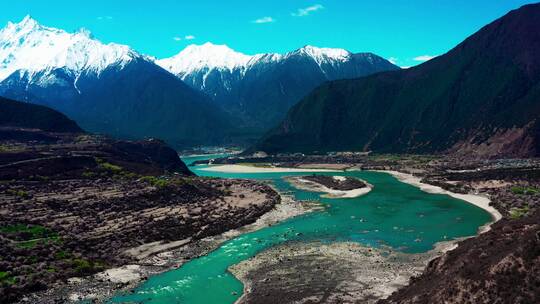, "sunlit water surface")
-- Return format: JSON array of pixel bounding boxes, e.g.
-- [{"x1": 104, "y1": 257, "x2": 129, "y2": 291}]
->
[{"x1": 110, "y1": 154, "x2": 491, "y2": 303}]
